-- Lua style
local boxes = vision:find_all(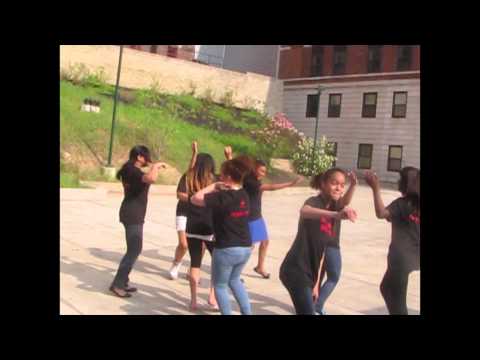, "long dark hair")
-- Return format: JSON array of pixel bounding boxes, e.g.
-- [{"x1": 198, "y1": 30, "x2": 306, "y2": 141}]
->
[
  {"x1": 116, "y1": 145, "x2": 152, "y2": 180},
  {"x1": 402, "y1": 167, "x2": 420, "y2": 212},
  {"x1": 186, "y1": 153, "x2": 216, "y2": 195},
  {"x1": 398, "y1": 166, "x2": 419, "y2": 195}
]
